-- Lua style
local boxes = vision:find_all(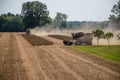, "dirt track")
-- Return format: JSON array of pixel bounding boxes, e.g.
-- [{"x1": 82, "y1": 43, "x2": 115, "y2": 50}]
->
[{"x1": 0, "y1": 33, "x2": 120, "y2": 80}]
